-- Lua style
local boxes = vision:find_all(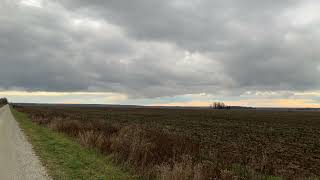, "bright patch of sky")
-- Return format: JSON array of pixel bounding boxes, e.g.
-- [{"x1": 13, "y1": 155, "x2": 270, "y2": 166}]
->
[{"x1": 19, "y1": 0, "x2": 43, "y2": 8}]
